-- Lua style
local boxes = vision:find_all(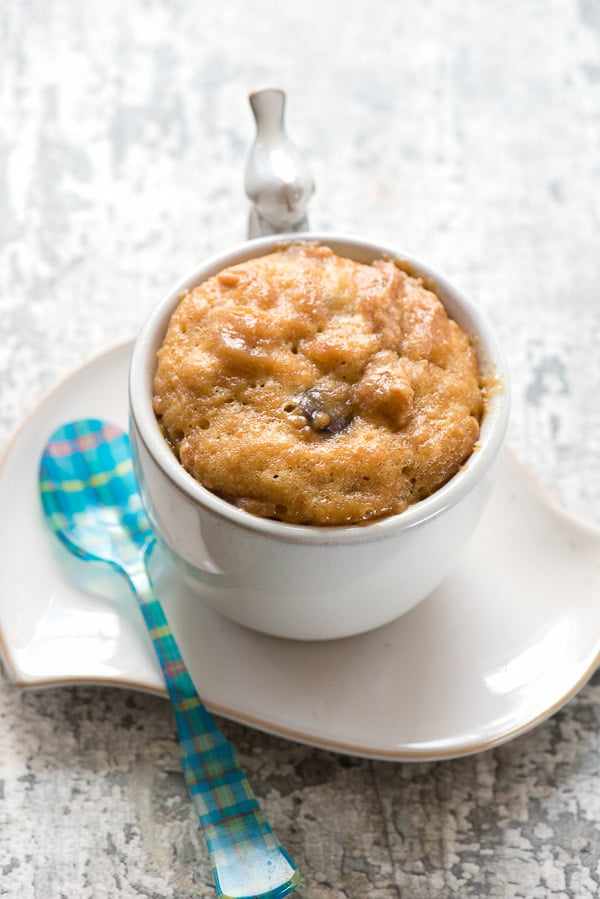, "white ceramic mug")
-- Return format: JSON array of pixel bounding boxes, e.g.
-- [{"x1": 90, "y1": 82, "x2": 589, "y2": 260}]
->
[{"x1": 129, "y1": 233, "x2": 510, "y2": 640}]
